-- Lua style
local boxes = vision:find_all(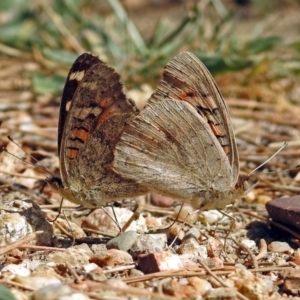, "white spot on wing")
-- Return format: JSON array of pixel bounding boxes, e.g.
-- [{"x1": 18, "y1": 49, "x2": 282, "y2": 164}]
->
[
  {"x1": 70, "y1": 70, "x2": 85, "y2": 81},
  {"x1": 66, "y1": 100, "x2": 72, "y2": 111}
]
